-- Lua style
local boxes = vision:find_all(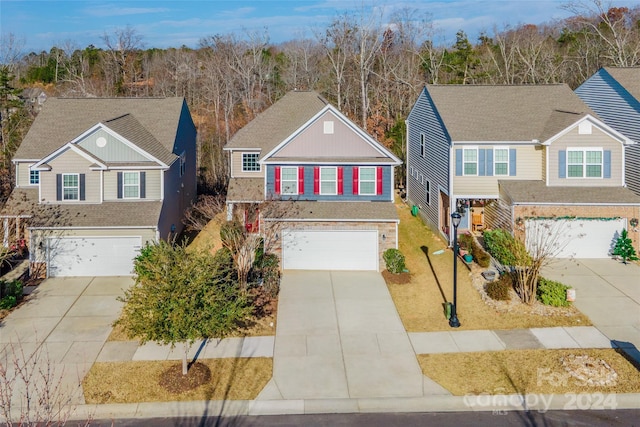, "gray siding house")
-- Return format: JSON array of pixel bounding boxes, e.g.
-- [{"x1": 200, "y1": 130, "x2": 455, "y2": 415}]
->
[
  {"x1": 224, "y1": 90, "x2": 402, "y2": 271},
  {"x1": 407, "y1": 84, "x2": 640, "y2": 258},
  {"x1": 2, "y1": 97, "x2": 197, "y2": 277},
  {"x1": 575, "y1": 67, "x2": 640, "y2": 196}
]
